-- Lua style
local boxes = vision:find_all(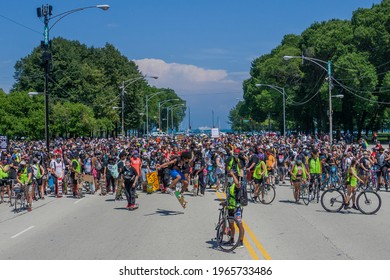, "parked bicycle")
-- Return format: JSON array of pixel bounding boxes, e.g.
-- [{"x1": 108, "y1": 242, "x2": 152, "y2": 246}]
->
[{"x1": 320, "y1": 184, "x2": 381, "y2": 215}]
